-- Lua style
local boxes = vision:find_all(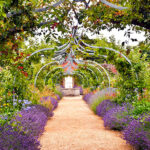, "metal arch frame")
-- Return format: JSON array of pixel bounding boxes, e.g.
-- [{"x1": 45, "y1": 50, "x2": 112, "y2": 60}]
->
[
  {"x1": 85, "y1": 64, "x2": 104, "y2": 82},
  {"x1": 74, "y1": 36, "x2": 131, "y2": 64},
  {"x1": 86, "y1": 64, "x2": 104, "y2": 81},
  {"x1": 74, "y1": 37, "x2": 94, "y2": 54},
  {"x1": 79, "y1": 66, "x2": 99, "y2": 81},
  {"x1": 73, "y1": 71, "x2": 88, "y2": 86},
  {"x1": 24, "y1": 42, "x2": 70, "y2": 62},
  {"x1": 99, "y1": 0, "x2": 128, "y2": 10},
  {"x1": 74, "y1": 37, "x2": 107, "y2": 58},
  {"x1": 34, "y1": 61, "x2": 59, "y2": 87},
  {"x1": 72, "y1": 0, "x2": 128, "y2": 10},
  {"x1": 86, "y1": 67, "x2": 99, "y2": 81},
  {"x1": 79, "y1": 40, "x2": 132, "y2": 65},
  {"x1": 76, "y1": 47, "x2": 94, "y2": 55},
  {"x1": 72, "y1": 73, "x2": 84, "y2": 85},
  {"x1": 77, "y1": 47, "x2": 107, "y2": 58},
  {"x1": 81, "y1": 60, "x2": 111, "y2": 88},
  {"x1": 73, "y1": 70, "x2": 89, "y2": 86},
  {"x1": 7, "y1": 0, "x2": 65, "y2": 18},
  {"x1": 74, "y1": 36, "x2": 138, "y2": 80},
  {"x1": 55, "y1": 43, "x2": 71, "y2": 54},
  {"x1": 45, "y1": 71, "x2": 64, "y2": 88},
  {"x1": 44, "y1": 67, "x2": 63, "y2": 85},
  {"x1": 74, "y1": 58, "x2": 104, "y2": 81},
  {"x1": 79, "y1": 39, "x2": 139, "y2": 80},
  {"x1": 51, "y1": 71, "x2": 64, "y2": 84},
  {"x1": 87, "y1": 60, "x2": 111, "y2": 88},
  {"x1": 6, "y1": 0, "x2": 128, "y2": 18},
  {"x1": 78, "y1": 65, "x2": 105, "y2": 88}
]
